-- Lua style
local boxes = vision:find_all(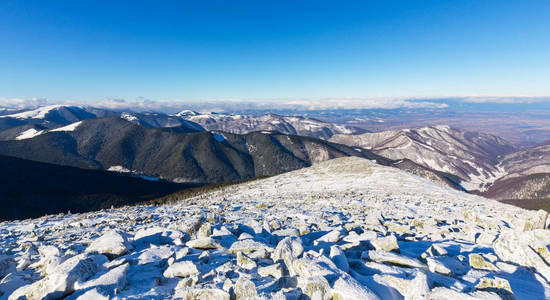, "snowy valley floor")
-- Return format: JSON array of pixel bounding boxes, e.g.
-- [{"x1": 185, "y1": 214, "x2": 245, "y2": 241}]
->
[{"x1": 2, "y1": 157, "x2": 550, "y2": 299}]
